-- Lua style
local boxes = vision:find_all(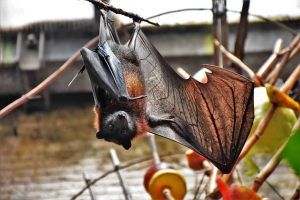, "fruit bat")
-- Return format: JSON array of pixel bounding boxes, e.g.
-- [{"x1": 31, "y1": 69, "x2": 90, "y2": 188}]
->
[{"x1": 77, "y1": 11, "x2": 254, "y2": 173}]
